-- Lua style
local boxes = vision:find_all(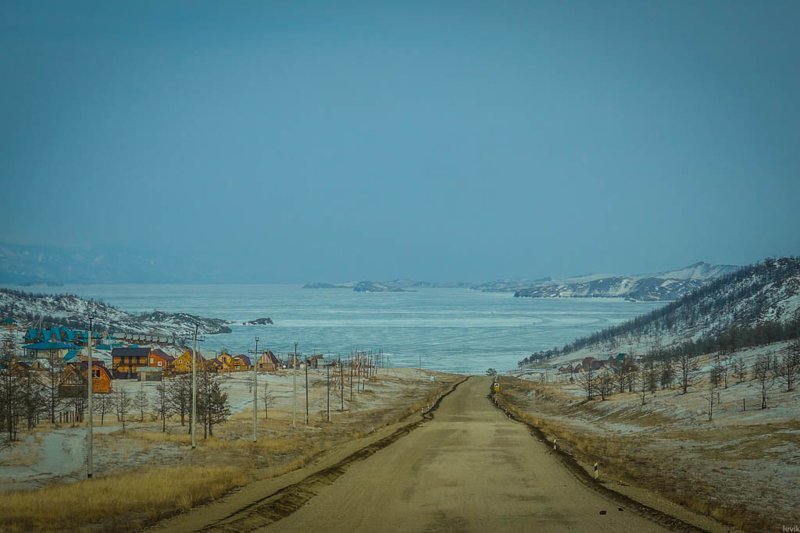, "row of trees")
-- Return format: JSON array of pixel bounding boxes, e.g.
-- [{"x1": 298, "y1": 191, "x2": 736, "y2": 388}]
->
[{"x1": 575, "y1": 340, "x2": 800, "y2": 410}]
